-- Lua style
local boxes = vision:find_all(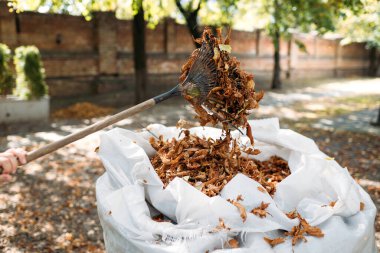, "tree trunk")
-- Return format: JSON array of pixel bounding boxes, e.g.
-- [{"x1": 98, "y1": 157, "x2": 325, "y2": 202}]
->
[
  {"x1": 271, "y1": 0, "x2": 281, "y2": 89},
  {"x1": 368, "y1": 47, "x2": 379, "y2": 127},
  {"x1": 271, "y1": 29, "x2": 281, "y2": 89},
  {"x1": 175, "y1": 0, "x2": 202, "y2": 48},
  {"x1": 133, "y1": 3, "x2": 147, "y2": 104},
  {"x1": 373, "y1": 107, "x2": 380, "y2": 126},
  {"x1": 183, "y1": 14, "x2": 202, "y2": 48},
  {"x1": 369, "y1": 47, "x2": 378, "y2": 77}
]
